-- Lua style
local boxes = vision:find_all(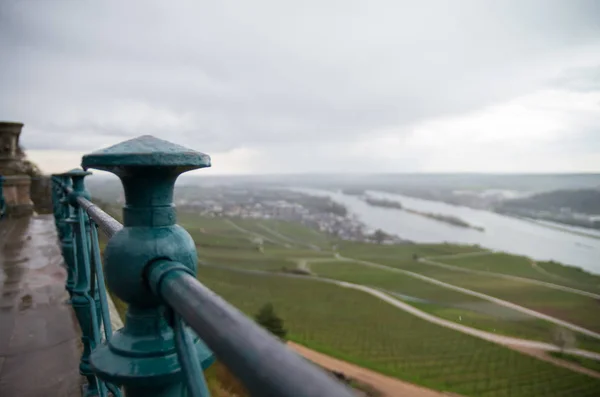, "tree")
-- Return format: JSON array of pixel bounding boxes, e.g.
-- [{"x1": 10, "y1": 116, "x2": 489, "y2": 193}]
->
[
  {"x1": 255, "y1": 303, "x2": 287, "y2": 341},
  {"x1": 372, "y1": 229, "x2": 387, "y2": 244}
]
